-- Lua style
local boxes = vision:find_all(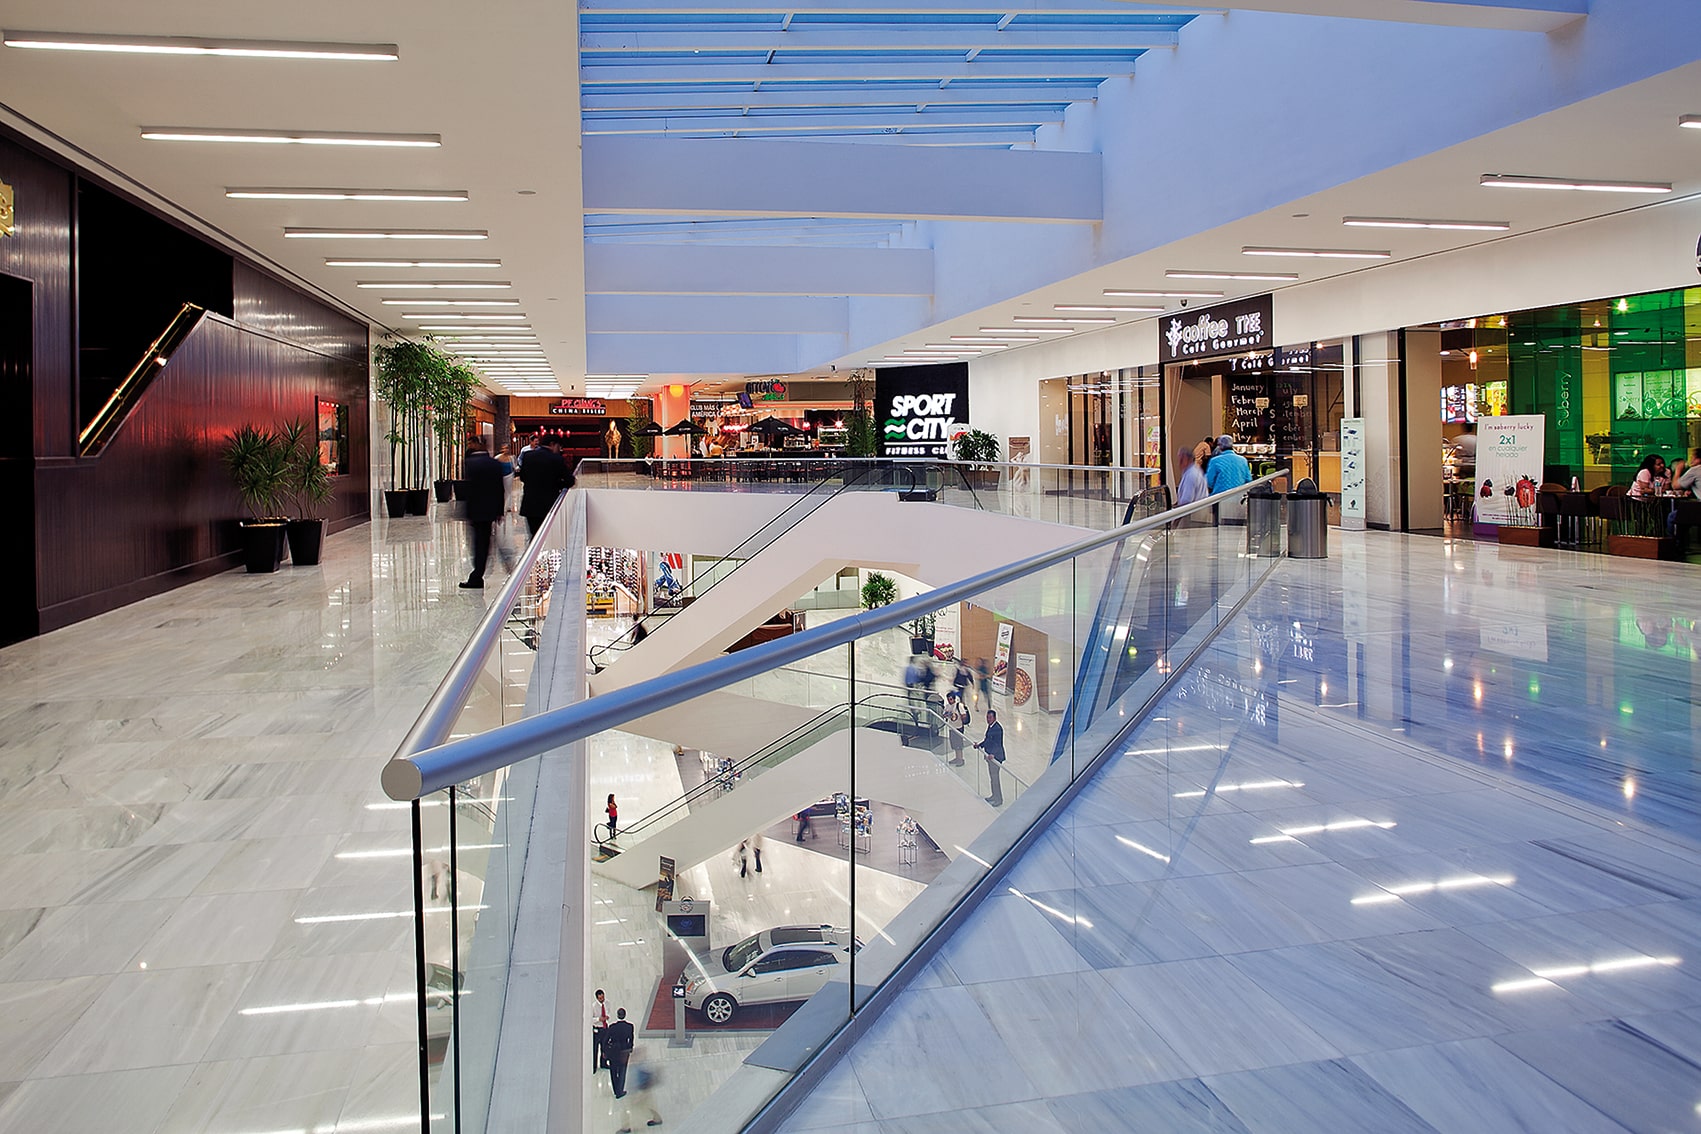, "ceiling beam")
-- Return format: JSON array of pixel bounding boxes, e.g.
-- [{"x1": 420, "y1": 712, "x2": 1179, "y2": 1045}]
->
[
  {"x1": 579, "y1": 0, "x2": 1213, "y2": 14},
  {"x1": 1205, "y1": 0, "x2": 1585, "y2": 31},
  {"x1": 589, "y1": 332, "x2": 842, "y2": 374},
  {"x1": 581, "y1": 58, "x2": 1134, "y2": 83},
  {"x1": 582, "y1": 85, "x2": 1101, "y2": 110},
  {"x1": 586, "y1": 243, "x2": 934, "y2": 295},
  {"x1": 583, "y1": 135, "x2": 1100, "y2": 221},
  {"x1": 582, "y1": 109, "x2": 1065, "y2": 134},
  {"x1": 588, "y1": 294, "x2": 849, "y2": 333},
  {"x1": 581, "y1": 27, "x2": 1178, "y2": 50}
]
